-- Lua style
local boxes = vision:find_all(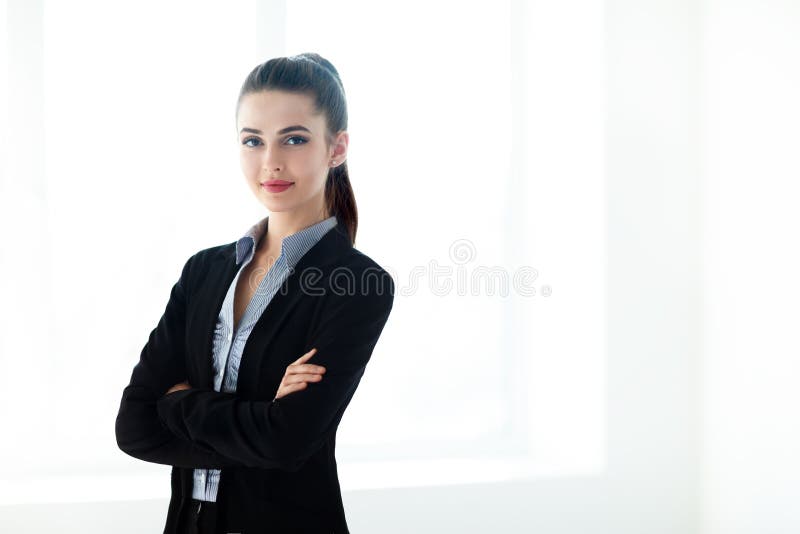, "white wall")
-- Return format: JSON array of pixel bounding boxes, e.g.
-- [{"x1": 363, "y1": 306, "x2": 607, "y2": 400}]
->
[
  {"x1": 4, "y1": 0, "x2": 701, "y2": 529},
  {"x1": 3, "y1": 0, "x2": 797, "y2": 533},
  {"x1": 701, "y1": 1, "x2": 800, "y2": 533}
]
